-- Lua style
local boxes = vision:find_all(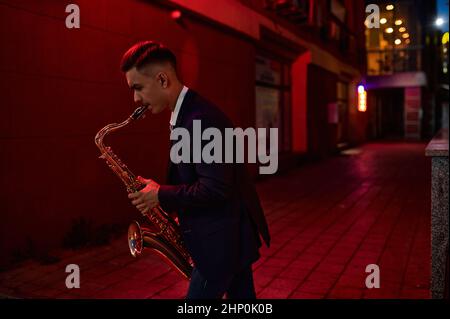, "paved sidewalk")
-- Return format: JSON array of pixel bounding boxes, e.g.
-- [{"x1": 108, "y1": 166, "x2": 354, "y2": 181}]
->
[{"x1": 0, "y1": 142, "x2": 431, "y2": 299}]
